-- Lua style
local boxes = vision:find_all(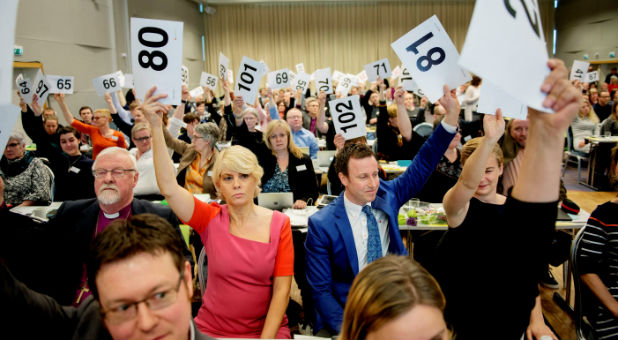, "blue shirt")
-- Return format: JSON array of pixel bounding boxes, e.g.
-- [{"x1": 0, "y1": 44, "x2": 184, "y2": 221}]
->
[{"x1": 291, "y1": 128, "x2": 318, "y2": 159}]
